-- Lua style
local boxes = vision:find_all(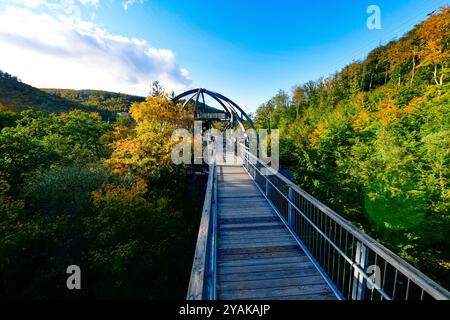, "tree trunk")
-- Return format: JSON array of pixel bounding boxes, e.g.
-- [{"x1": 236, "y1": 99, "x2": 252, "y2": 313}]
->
[
  {"x1": 398, "y1": 76, "x2": 401, "y2": 86},
  {"x1": 384, "y1": 69, "x2": 388, "y2": 84},
  {"x1": 439, "y1": 63, "x2": 444, "y2": 85},
  {"x1": 410, "y1": 55, "x2": 416, "y2": 86},
  {"x1": 433, "y1": 64, "x2": 439, "y2": 85}
]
